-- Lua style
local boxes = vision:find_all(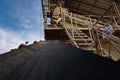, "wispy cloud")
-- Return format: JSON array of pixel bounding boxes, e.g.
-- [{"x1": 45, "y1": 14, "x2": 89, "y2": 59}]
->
[
  {"x1": 0, "y1": 27, "x2": 45, "y2": 54},
  {"x1": 0, "y1": 28, "x2": 22, "y2": 53},
  {"x1": 0, "y1": 0, "x2": 44, "y2": 54},
  {"x1": 0, "y1": 27, "x2": 41, "y2": 54}
]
